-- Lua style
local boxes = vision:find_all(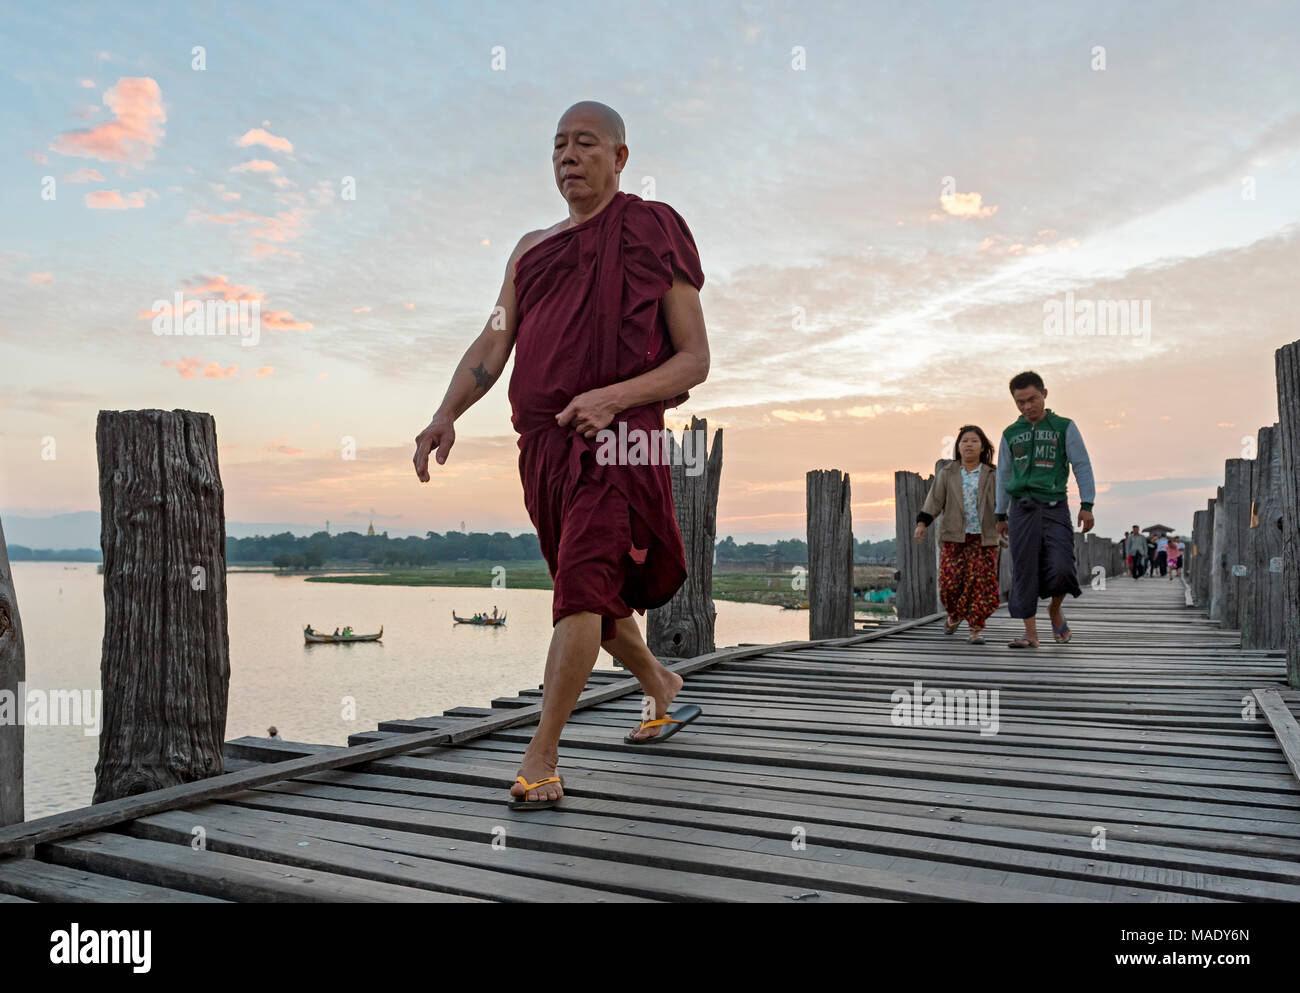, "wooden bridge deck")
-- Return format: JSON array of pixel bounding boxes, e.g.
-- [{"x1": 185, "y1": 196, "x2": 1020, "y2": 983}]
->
[{"x1": 1, "y1": 579, "x2": 1297, "y2": 903}]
